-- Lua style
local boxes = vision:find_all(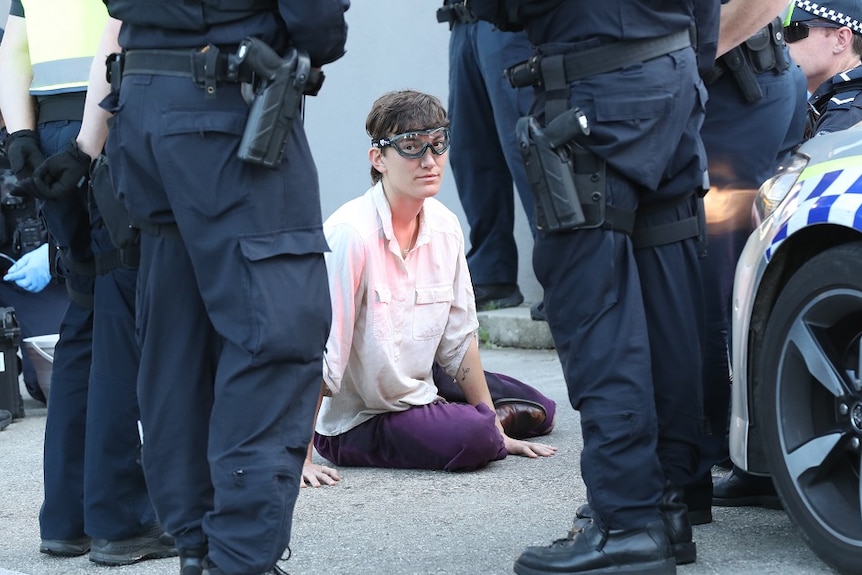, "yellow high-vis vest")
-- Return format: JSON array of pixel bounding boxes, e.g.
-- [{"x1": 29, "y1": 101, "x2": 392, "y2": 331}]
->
[{"x1": 22, "y1": 0, "x2": 108, "y2": 96}]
